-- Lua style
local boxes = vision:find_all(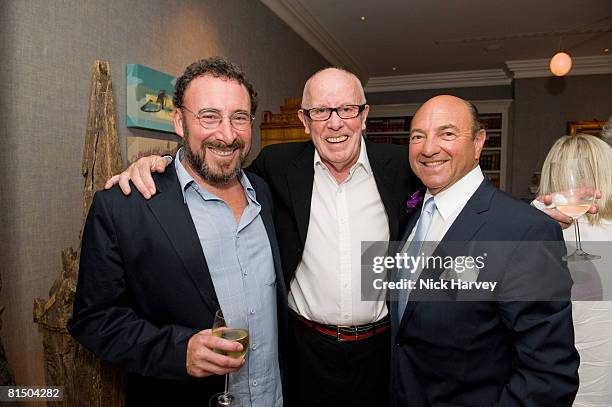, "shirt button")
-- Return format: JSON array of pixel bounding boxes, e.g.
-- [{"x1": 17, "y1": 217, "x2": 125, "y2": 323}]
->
[
  {"x1": 250, "y1": 309, "x2": 255, "y2": 315},
  {"x1": 252, "y1": 380, "x2": 258, "y2": 386},
  {"x1": 251, "y1": 344, "x2": 257, "y2": 350}
]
